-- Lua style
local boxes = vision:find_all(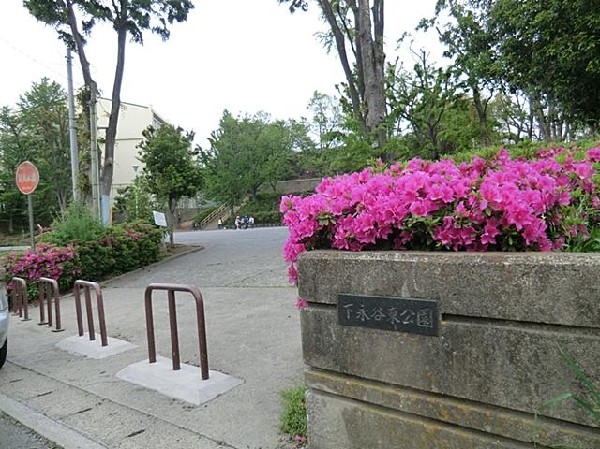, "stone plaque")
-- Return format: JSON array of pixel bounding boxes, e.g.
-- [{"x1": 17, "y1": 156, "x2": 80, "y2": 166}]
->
[{"x1": 337, "y1": 294, "x2": 440, "y2": 336}]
